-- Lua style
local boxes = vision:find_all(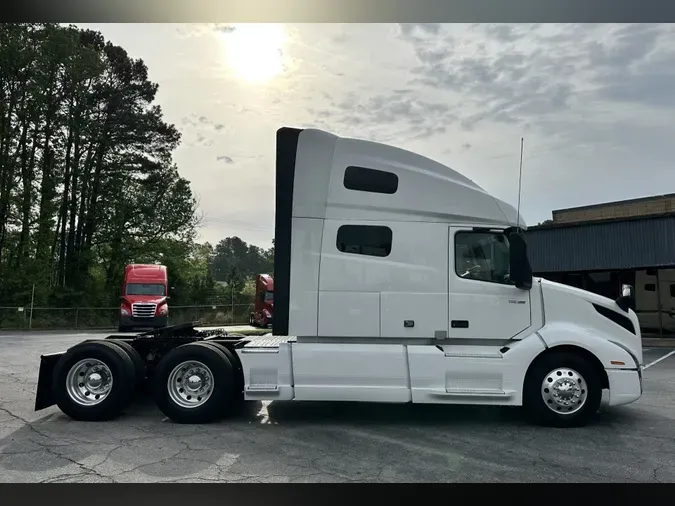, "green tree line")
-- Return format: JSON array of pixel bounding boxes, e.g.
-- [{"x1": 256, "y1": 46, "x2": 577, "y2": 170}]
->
[{"x1": 0, "y1": 23, "x2": 274, "y2": 327}]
